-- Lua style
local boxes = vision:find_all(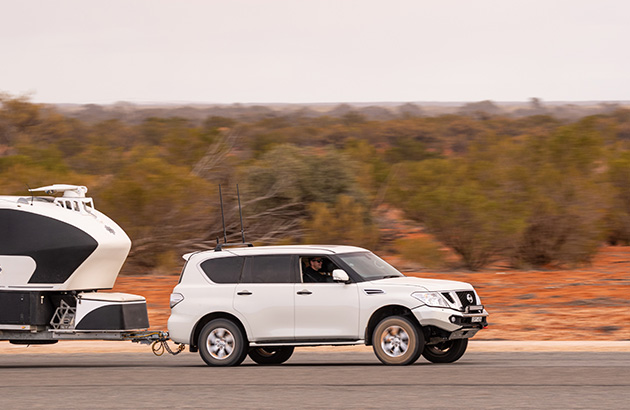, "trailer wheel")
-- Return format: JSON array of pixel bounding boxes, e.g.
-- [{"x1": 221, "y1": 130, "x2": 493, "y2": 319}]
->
[
  {"x1": 372, "y1": 316, "x2": 423, "y2": 365},
  {"x1": 422, "y1": 339, "x2": 468, "y2": 363},
  {"x1": 198, "y1": 319, "x2": 247, "y2": 367},
  {"x1": 248, "y1": 346, "x2": 294, "y2": 365}
]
